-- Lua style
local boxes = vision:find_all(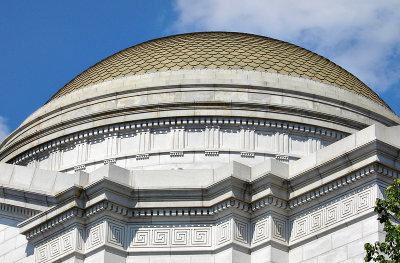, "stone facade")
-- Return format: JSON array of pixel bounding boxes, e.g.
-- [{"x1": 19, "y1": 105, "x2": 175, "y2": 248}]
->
[{"x1": 0, "y1": 32, "x2": 399, "y2": 262}]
